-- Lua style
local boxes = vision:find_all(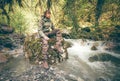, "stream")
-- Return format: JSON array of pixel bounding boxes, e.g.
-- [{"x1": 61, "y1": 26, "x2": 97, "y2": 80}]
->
[
  {"x1": 0, "y1": 39, "x2": 120, "y2": 81},
  {"x1": 57, "y1": 39, "x2": 120, "y2": 81}
]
